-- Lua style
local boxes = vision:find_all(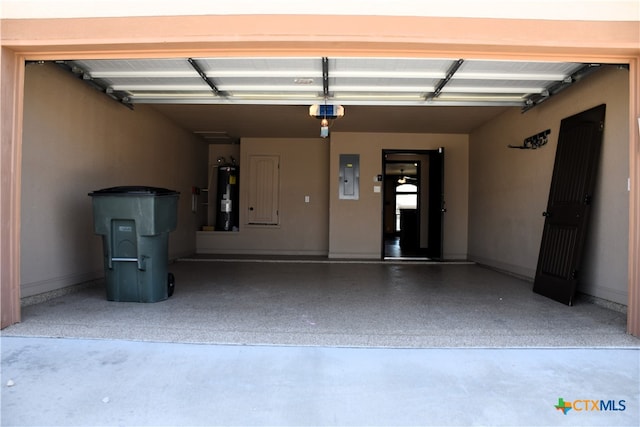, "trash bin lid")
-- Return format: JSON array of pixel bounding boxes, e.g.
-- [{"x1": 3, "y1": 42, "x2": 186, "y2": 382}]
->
[{"x1": 89, "y1": 186, "x2": 180, "y2": 197}]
